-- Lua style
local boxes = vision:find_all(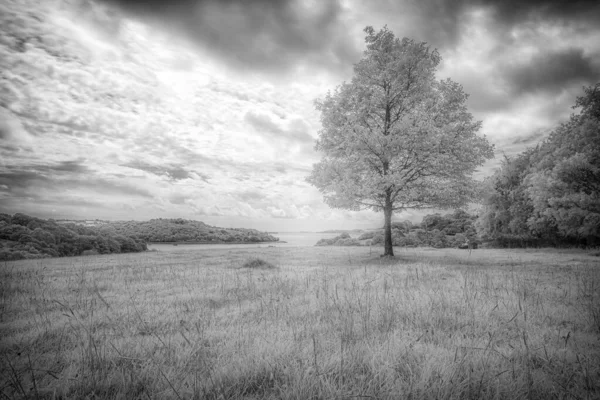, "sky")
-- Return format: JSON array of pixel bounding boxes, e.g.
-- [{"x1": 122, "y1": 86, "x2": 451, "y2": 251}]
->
[{"x1": 1, "y1": 0, "x2": 599, "y2": 231}]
